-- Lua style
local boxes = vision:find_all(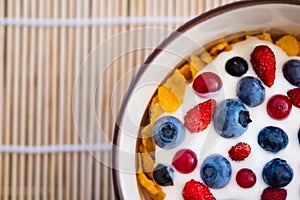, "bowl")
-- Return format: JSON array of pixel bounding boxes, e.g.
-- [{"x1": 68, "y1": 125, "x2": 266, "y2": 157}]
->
[{"x1": 112, "y1": 0, "x2": 300, "y2": 199}]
